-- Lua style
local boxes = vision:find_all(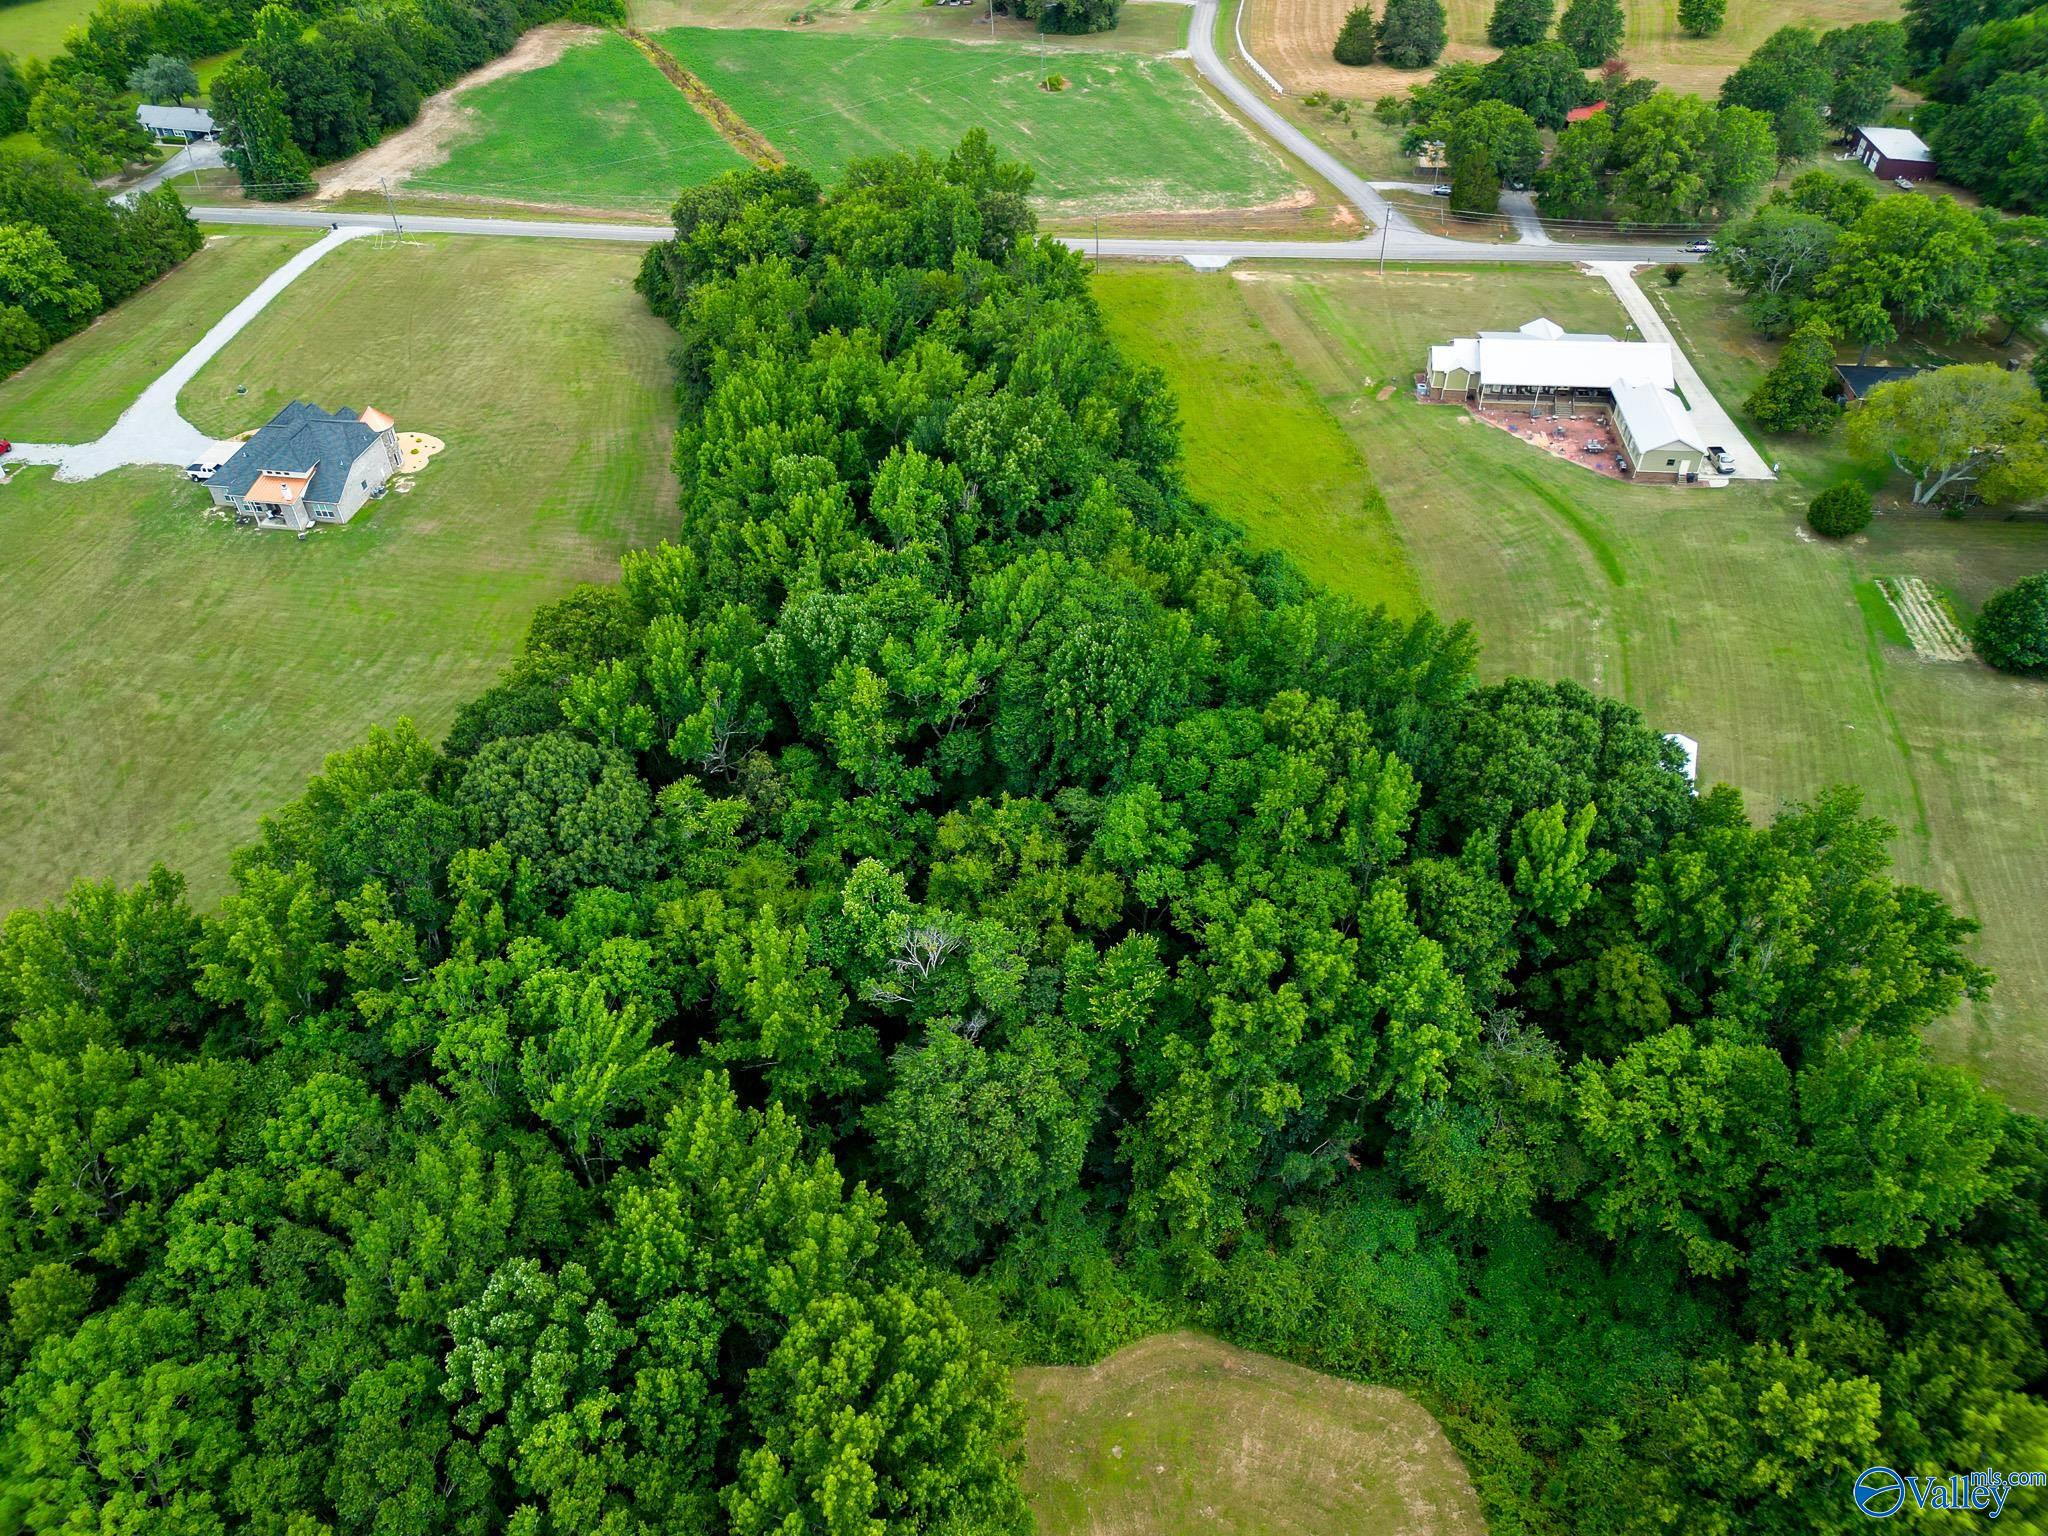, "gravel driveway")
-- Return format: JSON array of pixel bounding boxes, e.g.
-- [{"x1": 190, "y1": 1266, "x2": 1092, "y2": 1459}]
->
[{"x1": 6, "y1": 225, "x2": 372, "y2": 483}]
